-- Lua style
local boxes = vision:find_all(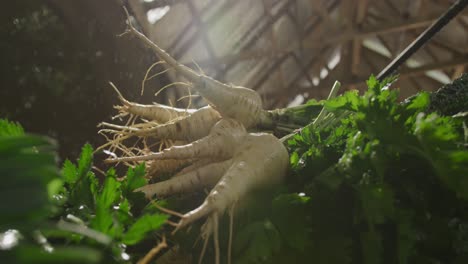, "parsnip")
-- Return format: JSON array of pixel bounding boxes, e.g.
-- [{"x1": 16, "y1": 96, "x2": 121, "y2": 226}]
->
[
  {"x1": 99, "y1": 10, "x2": 293, "y2": 264},
  {"x1": 146, "y1": 159, "x2": 191, "y2": 179},
  {"x1": 123, "y1": 12, "x2": 271, "y2": 129},
  {"x1": 137, "y1": 159, "x2": 233, "y2": 198},
  {"x1": 101, "y1": 106, "x2": 221, "y2": 142},
  {"x1": 173, "y1": 133, "x2": 289, "y2": 231},
  {"x1": 105, "y1": 119, "x2": 246, "y2": 163},
  {"x1": 164, "y1": 132, "x2": 289, "y2": 264},
  {"x1": 119, "y1": 101, "x2": 194, "y2": 124},
  {"x1": 110, "y1": 82, "x2": 193, "y2": 123},
  {"x1": 173, "y1": 159, "x2": 213, "y2": 177}
]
